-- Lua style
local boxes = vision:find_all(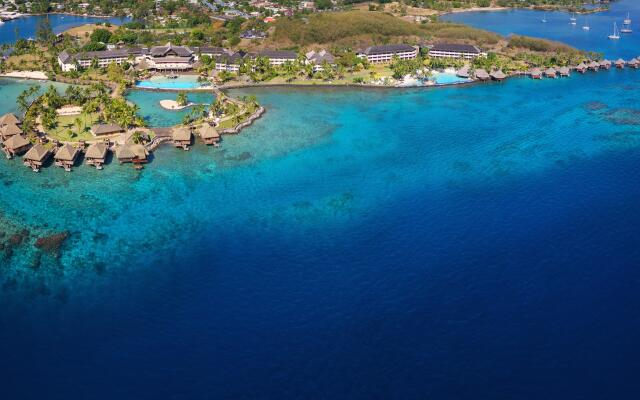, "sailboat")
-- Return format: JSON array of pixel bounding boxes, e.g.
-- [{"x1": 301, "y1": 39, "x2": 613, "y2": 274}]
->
[
  {"x1": 624, "y1": 12, "x2": 631, "y2": 25},
  {"x1": 542, "y1": 13, "x2": 547, "y2": 23},
  {"x1": 621, "y1": 22, "x2": 632, "y2": 34},
  {"x1": 582, "y1": 17, "x2": 590, "y2": 31},
  {"x1": 570, "y1": 13, "x2": 577, "y2": 23},
  {"x1": 609, "y1": 22, "x2": 621, "y2": 40}
]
